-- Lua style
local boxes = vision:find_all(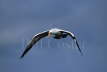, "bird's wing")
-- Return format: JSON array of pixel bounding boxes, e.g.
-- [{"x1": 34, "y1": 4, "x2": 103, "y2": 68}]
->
[
  {"x1": 63, "y1": 31, "x2": 83, "y2": 55},
  {"x1": 20, "y1": 31, "x2": 49, "y2": 58}
]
